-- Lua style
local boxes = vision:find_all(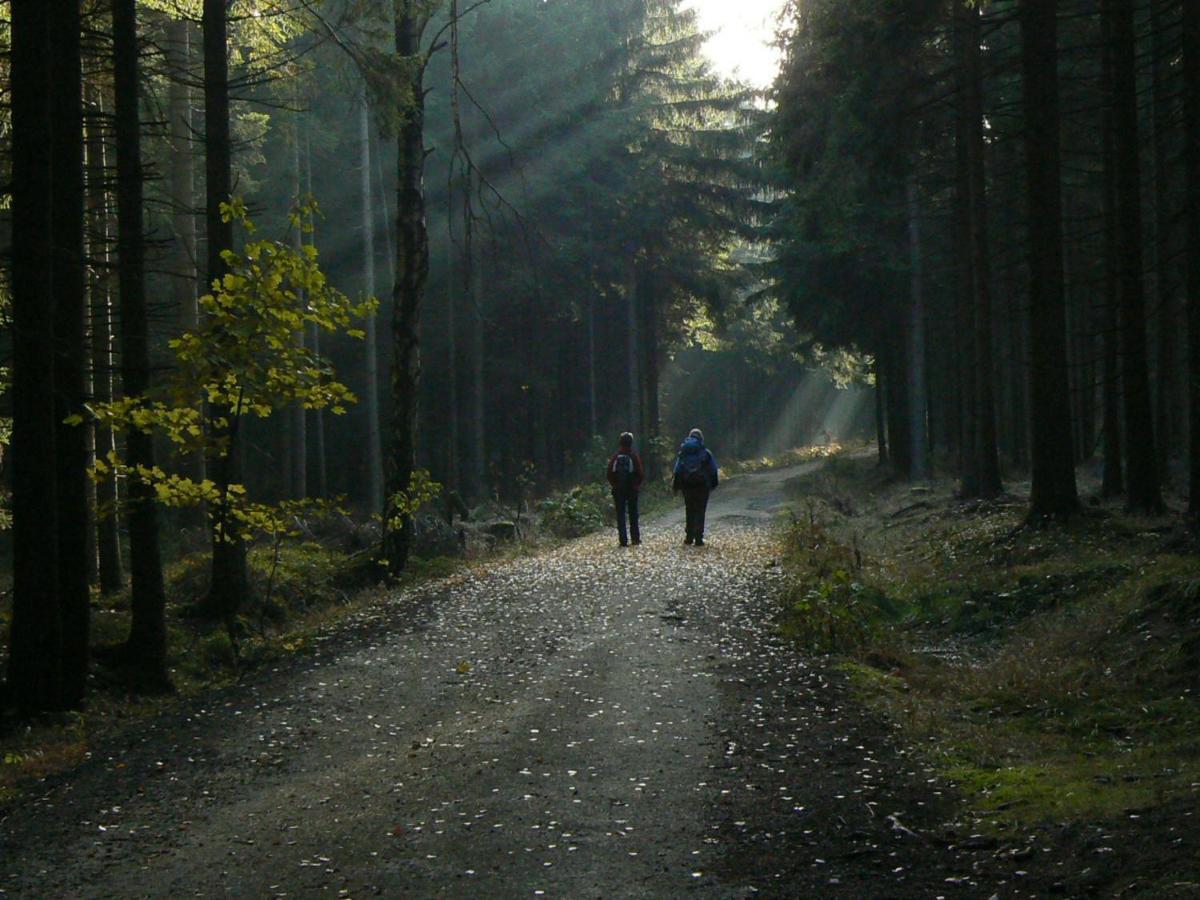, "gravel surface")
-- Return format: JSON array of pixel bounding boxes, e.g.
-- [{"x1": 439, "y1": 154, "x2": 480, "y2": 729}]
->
[{"x1": 0, "y1": 465, "x2": 1061, "y2": 898}]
